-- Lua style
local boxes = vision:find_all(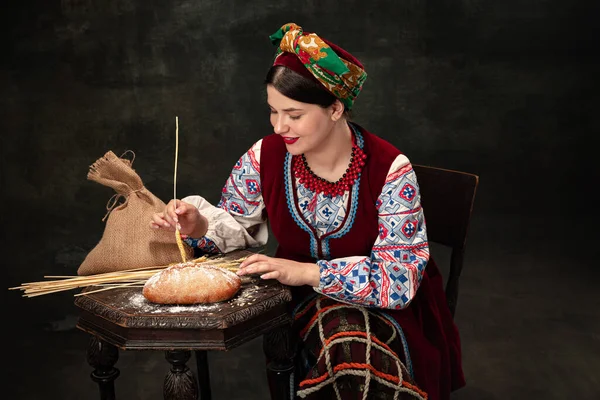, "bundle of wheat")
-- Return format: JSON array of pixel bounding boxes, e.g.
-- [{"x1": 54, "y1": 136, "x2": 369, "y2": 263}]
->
[
  {"x1": 11, "y1": 118, "x2": 254, "y2": 299},
  {"x1": 10, "y1": 255, "x2": 248, "y2": 298}
]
